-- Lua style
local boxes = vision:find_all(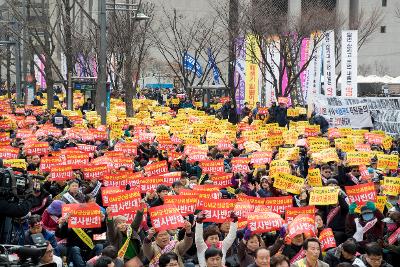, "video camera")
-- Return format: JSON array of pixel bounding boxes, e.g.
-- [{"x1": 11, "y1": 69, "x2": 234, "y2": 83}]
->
[
  {"x1": 0, "y1": 167, "x2": 45, "y2": 202},
  {"x1": 0, "y1": 233, "x2": 55, "y2": 266}
]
